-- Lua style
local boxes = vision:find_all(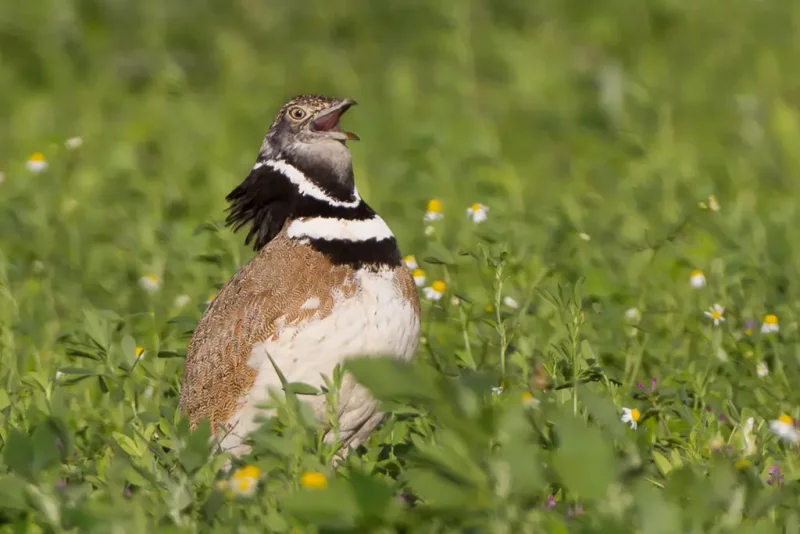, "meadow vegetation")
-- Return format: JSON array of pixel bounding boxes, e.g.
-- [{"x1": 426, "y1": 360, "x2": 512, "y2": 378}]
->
[{"x1": 1, "y1": 0, "x2": 800, "y2": 532}]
